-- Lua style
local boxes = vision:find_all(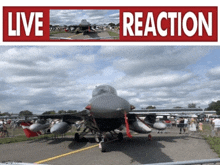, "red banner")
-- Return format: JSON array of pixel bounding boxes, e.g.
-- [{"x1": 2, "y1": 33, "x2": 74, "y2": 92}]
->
[
  {"x1": 120, "y1": 7, "x2": 218, "y2": 41},
  {"x1": 3, "y1": 7, "x2": 49, "y2": 41},
  {"x1": 3, "y1": 6, "x2": 218, "y2": 42}
]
